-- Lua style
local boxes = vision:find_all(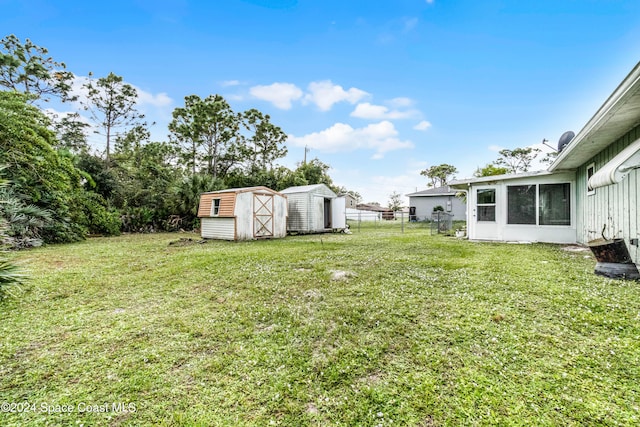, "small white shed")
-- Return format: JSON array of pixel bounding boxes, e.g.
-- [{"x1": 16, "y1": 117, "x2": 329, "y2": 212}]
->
[
  {"x1": 280, "y1": 184, "x2": 346, "y2": 233},
  {"x1": 198, "y1": 186, "x2": 288, "y2": 241}
]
